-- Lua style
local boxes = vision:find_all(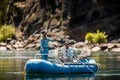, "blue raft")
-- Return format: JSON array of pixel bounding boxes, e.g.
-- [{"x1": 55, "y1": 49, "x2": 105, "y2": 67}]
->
[{"x1": 25, "y1": 58, "x2": 98, "y2": 74}]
